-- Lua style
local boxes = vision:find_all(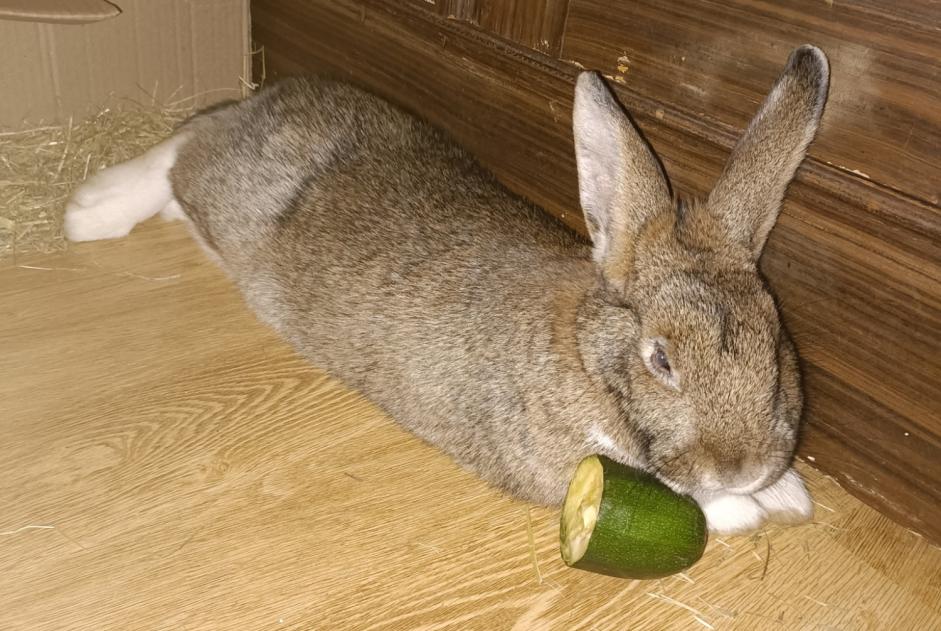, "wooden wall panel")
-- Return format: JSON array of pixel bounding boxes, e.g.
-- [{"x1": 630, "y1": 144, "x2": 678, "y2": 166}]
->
[
  {"x1": 252, "y1": 0, "x2": 941, "y2": 542},
  {"x1": 477, "y1": 0, "x2": 569, "y2": 56},
  {"x1": 411, "y1": 0, "x2": 570, "y2": 55},
  {"x1": 561, "y1": 0, "x2": 941, "y2": 206}
]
